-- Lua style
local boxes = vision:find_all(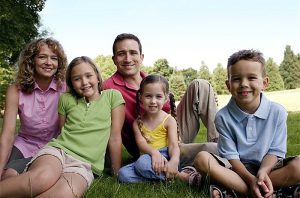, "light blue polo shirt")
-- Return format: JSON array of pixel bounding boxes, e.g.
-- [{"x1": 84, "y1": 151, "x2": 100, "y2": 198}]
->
[{"x1": 216, "y1": 93, "x2": 287, "y2": 166}]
